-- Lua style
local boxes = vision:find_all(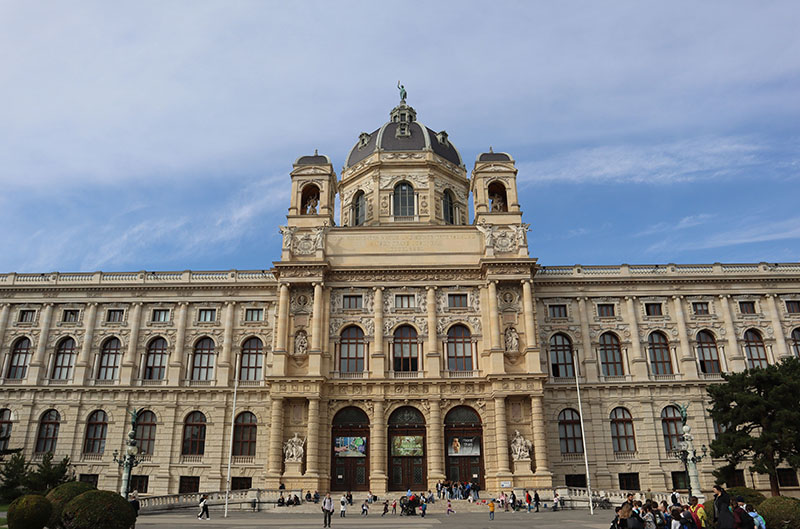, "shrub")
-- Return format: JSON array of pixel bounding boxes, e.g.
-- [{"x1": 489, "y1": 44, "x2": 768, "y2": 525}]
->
[
  {"x1": 757, "y1": 496, "x2": 800, "y2": 529},
  {"x1": 45, "y1": 481, "x2": 95, "y2": 529},
  {"x1": 6, "y1": 494, "x2": 52, "y2": 529},
  {"x1": 61, "y1": 490, "x2": 136, "y2": 529},
  {"x1": 726, "y1": 486, "x2": 767, "y2": 508}
]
